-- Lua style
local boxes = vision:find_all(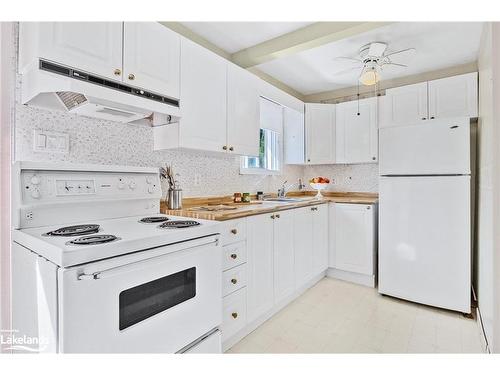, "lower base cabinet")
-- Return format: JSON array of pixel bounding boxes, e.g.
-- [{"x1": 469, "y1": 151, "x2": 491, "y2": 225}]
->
[
  {"x1": 273, "y1": 210, "x2": 296, "y2": 305},
  {"x1": 246, "y1": 213, "x2": 274, "y2": 323},
  {"x1": 222, "y1": 287, "x2": 247, "y2": 341},
  {"x1": 329, "y1": 203, "x2": 377, "y2": 286}
]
